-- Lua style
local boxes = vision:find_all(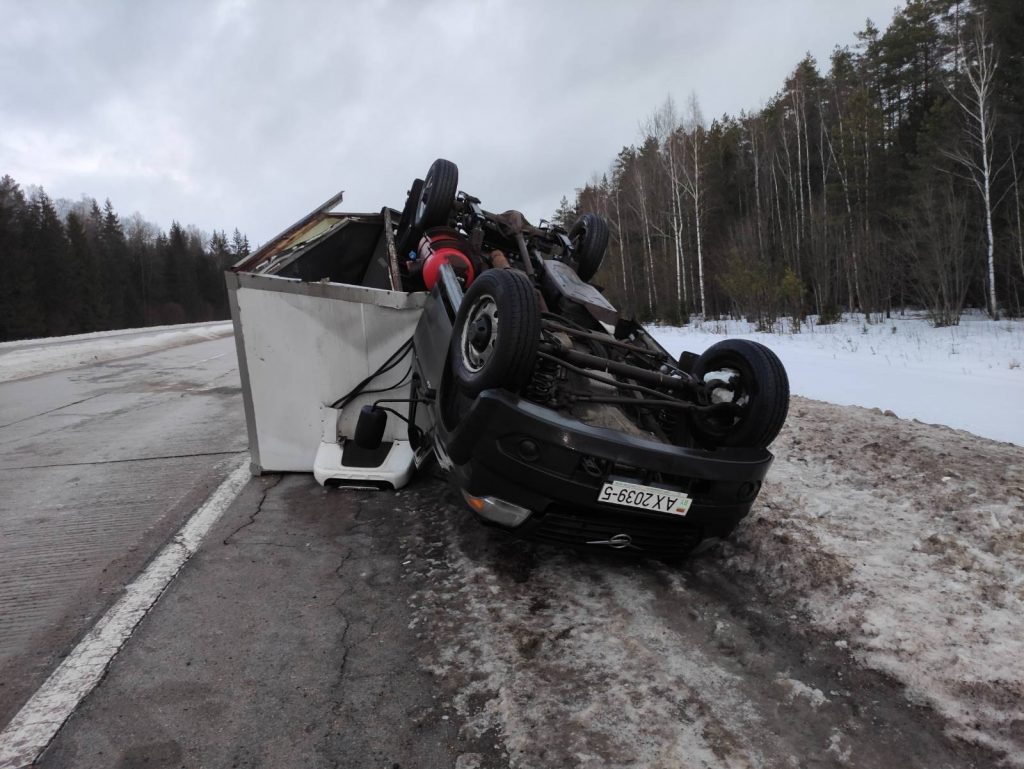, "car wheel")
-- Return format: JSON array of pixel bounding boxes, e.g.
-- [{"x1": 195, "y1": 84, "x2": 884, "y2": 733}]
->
[
  {"x1": 568, "y1": 213, "x2": 609, "y2": 282},
  {"x1": 689, "y1": 339, "x2": 789, "y2": 448},
  {"x1": 395, "y1": 178, "x2": 424, "y2": 258},
  {"x1": 413, "y1": 158, "x2": 458, "y2": 231},
  {"x1": 450, "y1": 269, "x2": 540, "y2": 397}
]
